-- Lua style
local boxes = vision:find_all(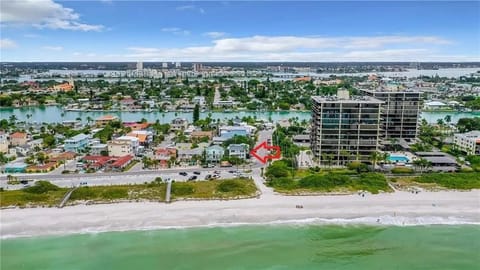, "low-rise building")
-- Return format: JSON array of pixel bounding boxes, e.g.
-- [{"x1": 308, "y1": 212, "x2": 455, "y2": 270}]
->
[
  {"x1": 28, "y1": 139, "x2": 43, "y2": 150},
  {"x1": 192, "y1": 96, "x2": 206, "y2": 106},
  {"x1": 190, "y1": 130, "x2": 214, "y2": 141},
  {"x1": 0, "y1": 132, "x2": 8, "y2": 153},
  {"x1": 9, "y1": 132, "x2": 28, "y2": 146},
  {"x1": 62, "y1": 120, "x2": 82, "y2": 129},
  {"x1": 205, "y1": 145, "x2": 225, "y2": 163},
  {"x1": 107, "y1": 136, "x2": 140, "y2": 157},
  {"x1": 171, "y1": 118, "x2": 188, "y2": 131},
  {"x1": 4, "y1": 162, "x2": 28, "y2": 173},
  {"x1": 227, "y1": 143, "x2": 249, "y2": 159},
  {"x1": 453, "y1": 130, "x2": 480, "y2": 155},
  {"x1": 90, "y1": 143, "x2": 108, "y2": 156},
  {"x1": 154, "y1": 147, "x2": 177, "y2": 168},
  {"x1": 127, "y1": 130, "x2": 153, "y2": 146},
  {"x1": 64, "y1": 133, "x2": 89, "y2": 153},
  {"x1": 95, "y1": 115, "x2": 119, "y2": 127},
  {"x1": 110, "y1": 155, "x2": 134, "y2": 171}
]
